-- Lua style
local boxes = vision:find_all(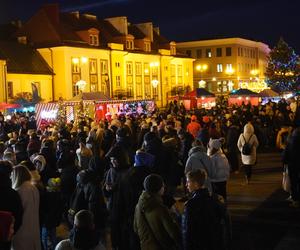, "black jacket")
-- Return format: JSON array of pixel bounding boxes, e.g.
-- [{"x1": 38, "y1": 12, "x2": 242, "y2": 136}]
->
[{"x1": 182, "y1": 188, "x2": 228, "y2": 250}]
